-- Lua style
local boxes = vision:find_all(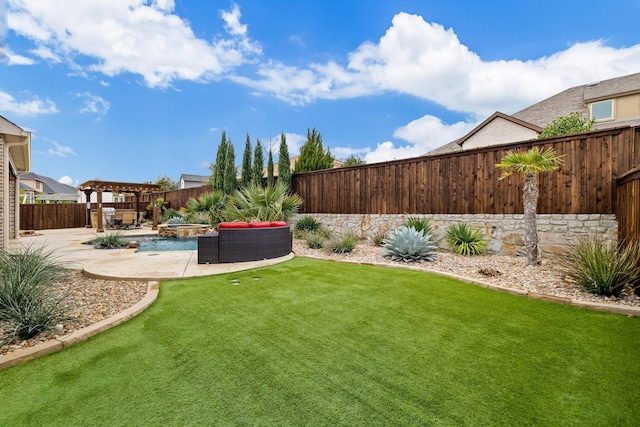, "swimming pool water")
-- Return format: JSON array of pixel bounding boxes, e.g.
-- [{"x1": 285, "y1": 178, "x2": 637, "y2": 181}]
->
[{"x1": 136, "y1": 236, "x2": 197, "y2": 252}]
